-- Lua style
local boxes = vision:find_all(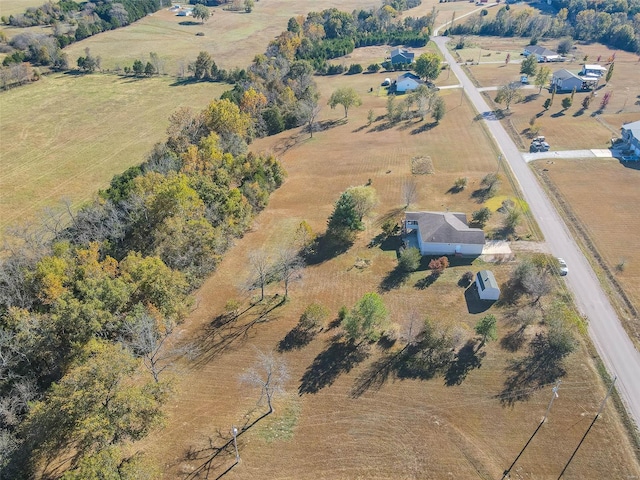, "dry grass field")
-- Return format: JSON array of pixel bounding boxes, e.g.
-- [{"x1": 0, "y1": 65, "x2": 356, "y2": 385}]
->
[
  {"x1": 0, "y1": 73, "x2": 228, "y2": 231},
  {"x1": 132, "y1": 69, "x2": 640, "y2": 479},
  {"x1": 62, "y1": 0, "x2": 482, "y2": 75},
  {"x1": 531, "y1": 157, "x2": 640, "y2": 343},
  {"x1": 0, "y1": 0, "x2": 44, "y2": 17},
  {"x1": 459, "y1": 36, "x2": 640, "y2": 151}
]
